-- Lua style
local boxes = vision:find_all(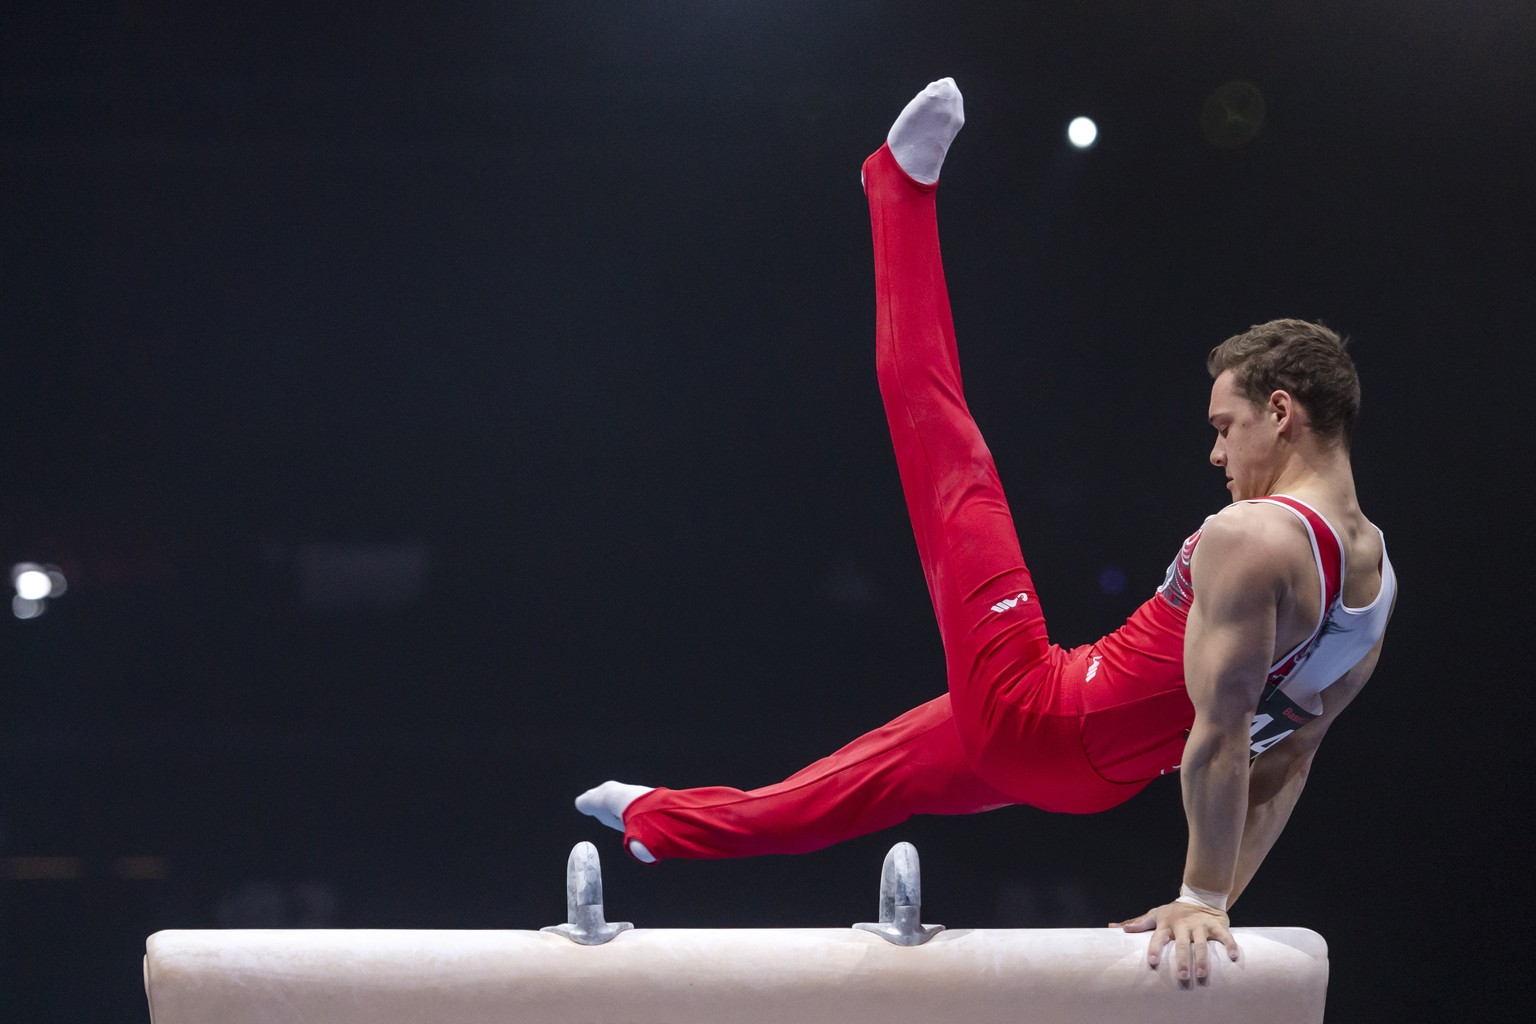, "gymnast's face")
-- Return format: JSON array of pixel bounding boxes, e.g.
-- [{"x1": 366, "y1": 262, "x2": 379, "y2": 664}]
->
[{"x1": 1207, "y1": 369, "x2": 1284, "y2": 502}]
